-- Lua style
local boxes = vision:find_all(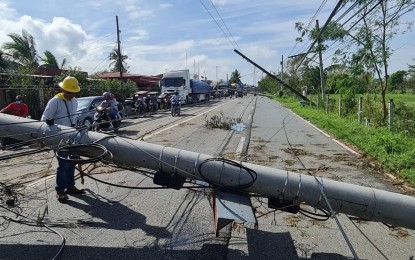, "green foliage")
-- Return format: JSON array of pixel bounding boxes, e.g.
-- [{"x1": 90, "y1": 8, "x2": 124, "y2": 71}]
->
[
  {"x1": 39, "y1": 50, "x2": 66, "y2": 69},
  {"x1": 229, "y1": 69, "x2": 241, "y2": 84},
  {"x1": 302, "y1": 66, "x2": 321, "y2": 93},
  {"x1": 0, "y1": 50, "x2": 11, "y2": 72},
  {"x1": 392, "y1": 101, "x2": 415, "y2": 137},
  {"x1": 2, "y1": 29, "x2": 39, "y2": 68},
  {"x1": 8, "y1": 67, "x2": 38, "y2": 87},
  {"x1": 388, "y1": 70, "x2": 408, "y2": 93},
  {"x1": 99, "y1": 79, "x2": 137, "y2": 102},
  {"x1": 257, "y1": 74, "x2": 279, "y2": 94},
  {"x1": 108, "y1": 48, "x2": 129, "y2": 73},
  {"x1": 55, "y1": 70, "x2": 136, "y2": 101},
  {"x1": 275, "y1": 95, "x2": 415, "y2": 185},
  {"x1": 362, "y1": 94, "x2": 384, "y2": 127},
  {"x1": 54, "y1": 67, "x2": 89, "y2": 89},
  {"x1": 295, "y1": 21, "x2": 347, "y2": 51}
]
